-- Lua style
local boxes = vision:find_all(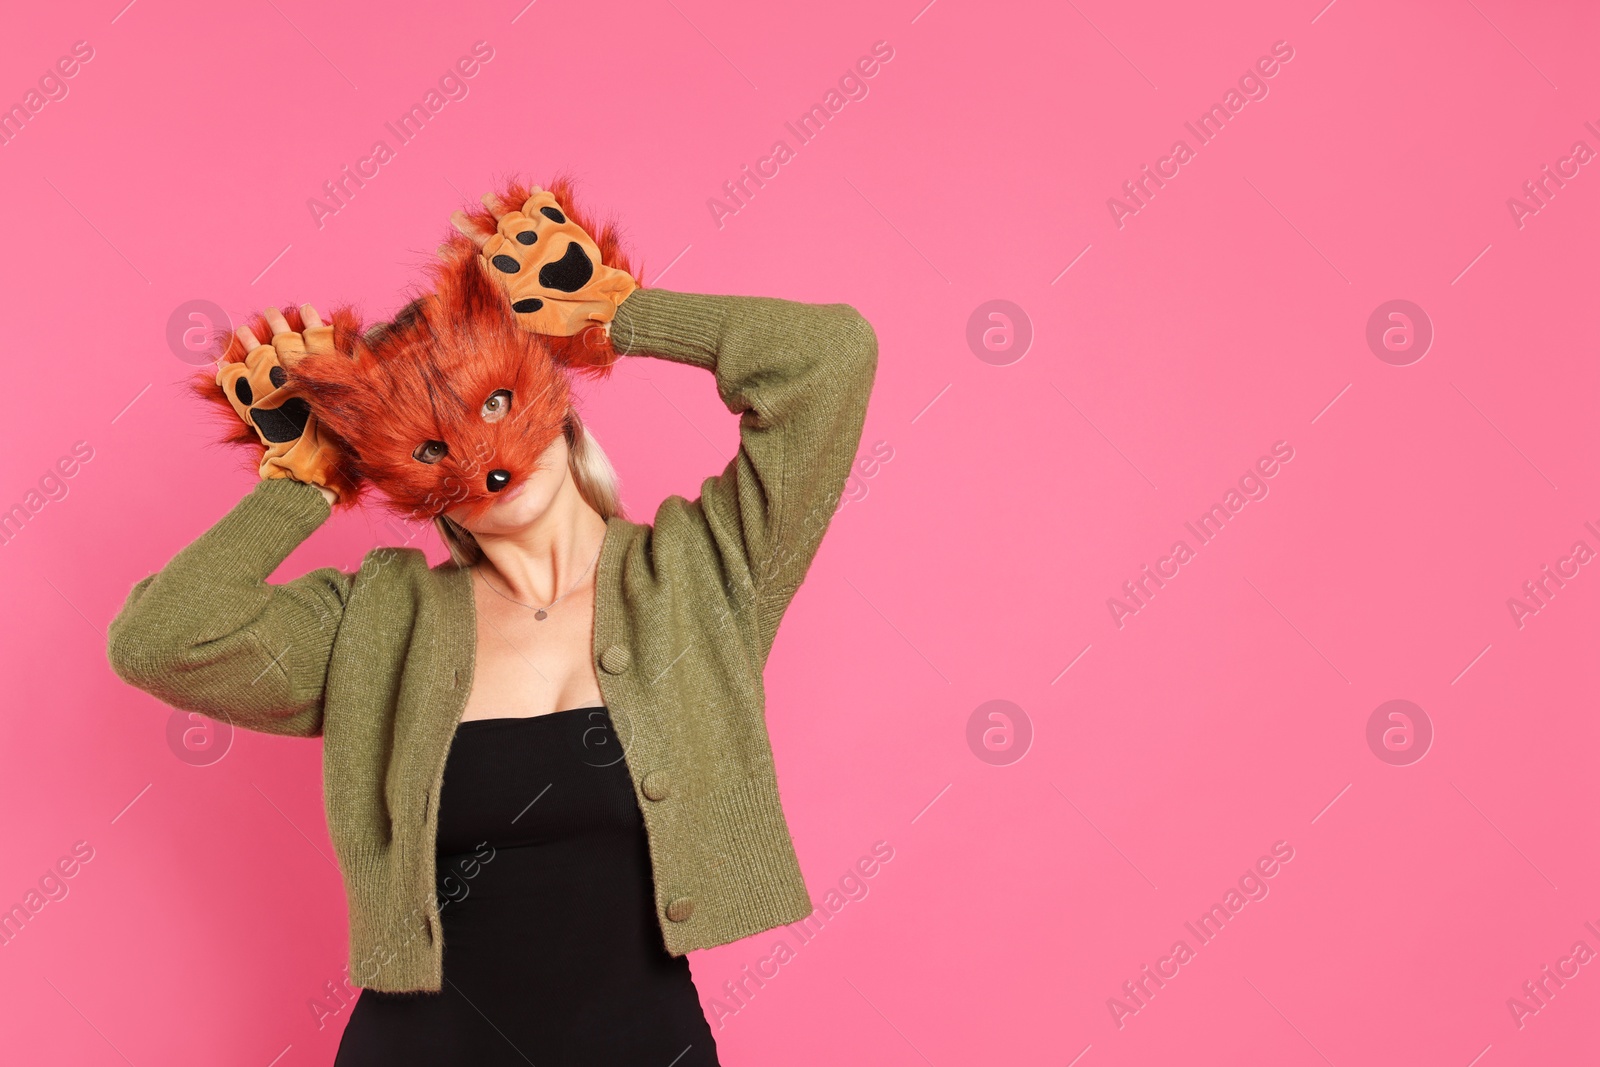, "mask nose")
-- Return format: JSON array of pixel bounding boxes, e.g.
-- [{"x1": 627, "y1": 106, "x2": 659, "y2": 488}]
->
[{"x1": 486, "y1": 469, "x2": 511, "y2": 493}]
